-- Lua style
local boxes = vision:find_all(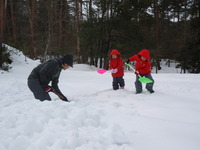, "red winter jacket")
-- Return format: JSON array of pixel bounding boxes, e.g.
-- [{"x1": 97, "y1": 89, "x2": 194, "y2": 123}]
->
[
  {"x1": 128, "y1": 49, "x2": 151, "y2": 75},
  {"x1": 109, "y1": 49, "x2": 124, "y2": 77}
]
